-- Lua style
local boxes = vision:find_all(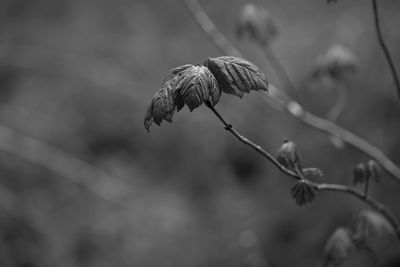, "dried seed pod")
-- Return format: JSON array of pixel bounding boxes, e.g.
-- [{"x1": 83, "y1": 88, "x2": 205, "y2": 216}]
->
[
  {"x1": 204, "y1": 56, "x2": 268, "y2": 98},
  {"x1": 323, "y1": 227, "x2": 355, "y2": 267},
  {"x1": 290, "y1": 180, "x2": 316, "y2": 206},
  {"x1": 236, "y1": 4, "x2": 278, "y2": 46}
]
